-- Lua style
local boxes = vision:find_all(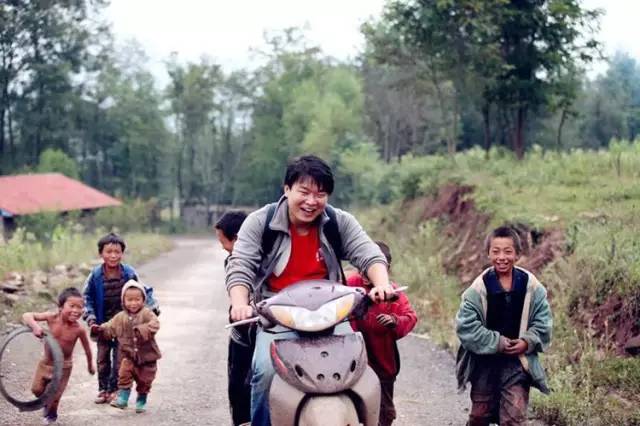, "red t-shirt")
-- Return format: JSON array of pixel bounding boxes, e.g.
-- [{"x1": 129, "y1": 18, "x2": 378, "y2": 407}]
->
[{"x1": 268, "y1": 224, "x2": 328, "y2": 292}]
